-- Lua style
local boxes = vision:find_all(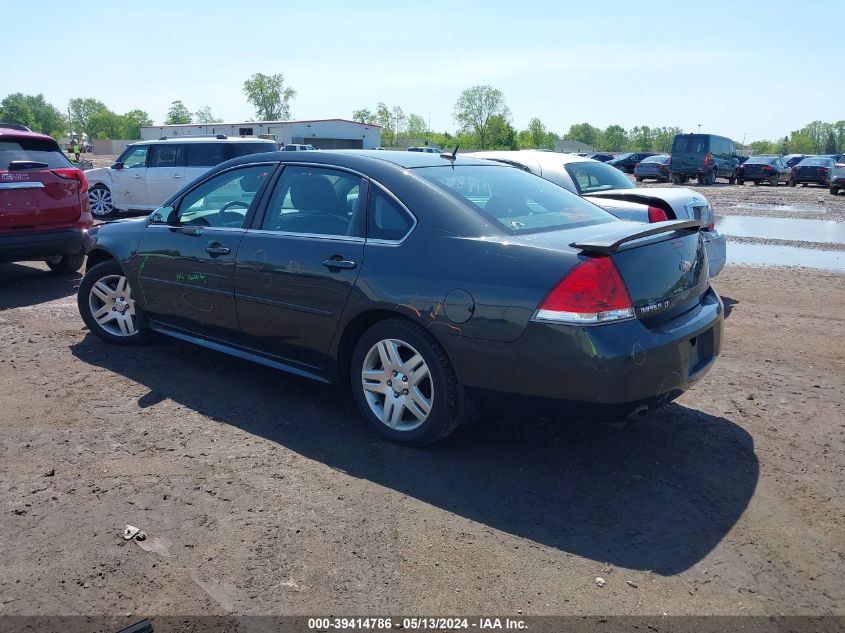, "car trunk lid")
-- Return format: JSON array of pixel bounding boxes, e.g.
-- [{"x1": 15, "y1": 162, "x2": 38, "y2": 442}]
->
[
  {"x1": 523, "y1": 220, "x2": 709, "y2": 321},
  {"x1": 0, "y1": 167, "x2": 85, "y2": 231}
]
